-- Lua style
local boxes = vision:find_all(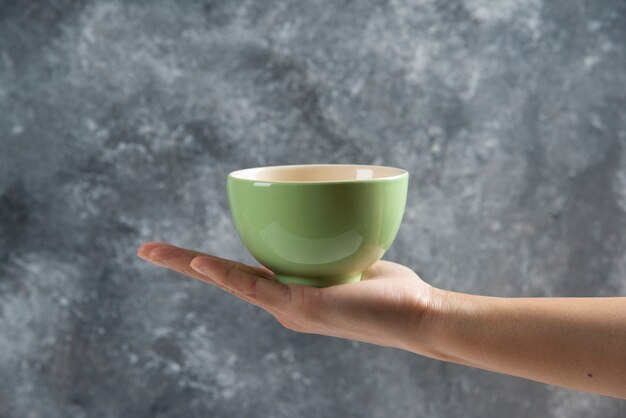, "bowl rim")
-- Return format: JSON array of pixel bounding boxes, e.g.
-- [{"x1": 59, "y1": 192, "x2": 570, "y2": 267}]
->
[{"x1": 228, "y1": 164, "x2": 408, "y2": 184}]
